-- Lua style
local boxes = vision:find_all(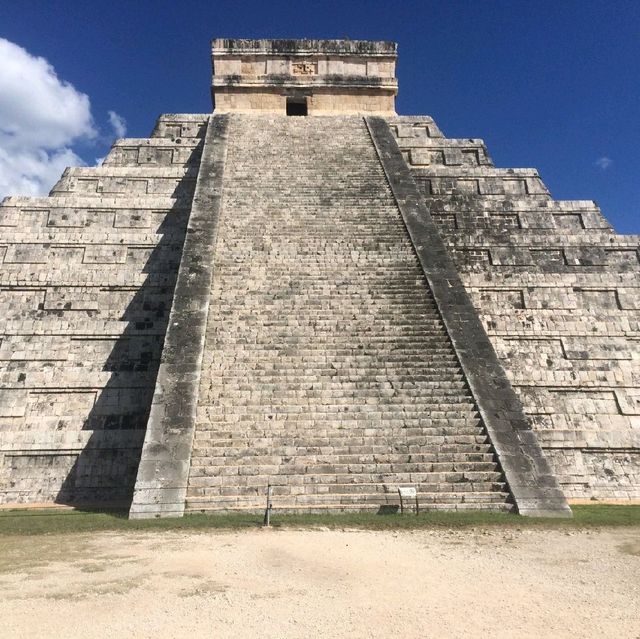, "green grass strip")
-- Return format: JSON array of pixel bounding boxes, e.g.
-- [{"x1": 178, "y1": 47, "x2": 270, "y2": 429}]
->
[{"x1": 0, "y1": 505, "x2": 638, "y2": 536}]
